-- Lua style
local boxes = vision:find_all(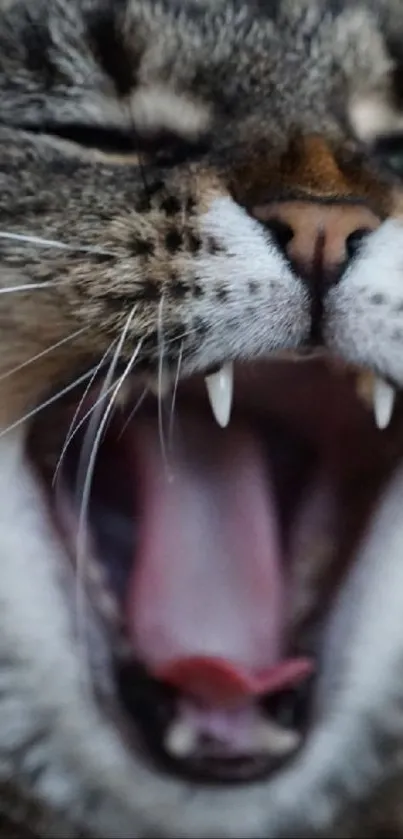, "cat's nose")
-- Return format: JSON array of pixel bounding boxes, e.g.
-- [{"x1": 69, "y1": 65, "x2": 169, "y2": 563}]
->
[{"x1": 252, "y1": 201, "x2": 381, "y2": 287}]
